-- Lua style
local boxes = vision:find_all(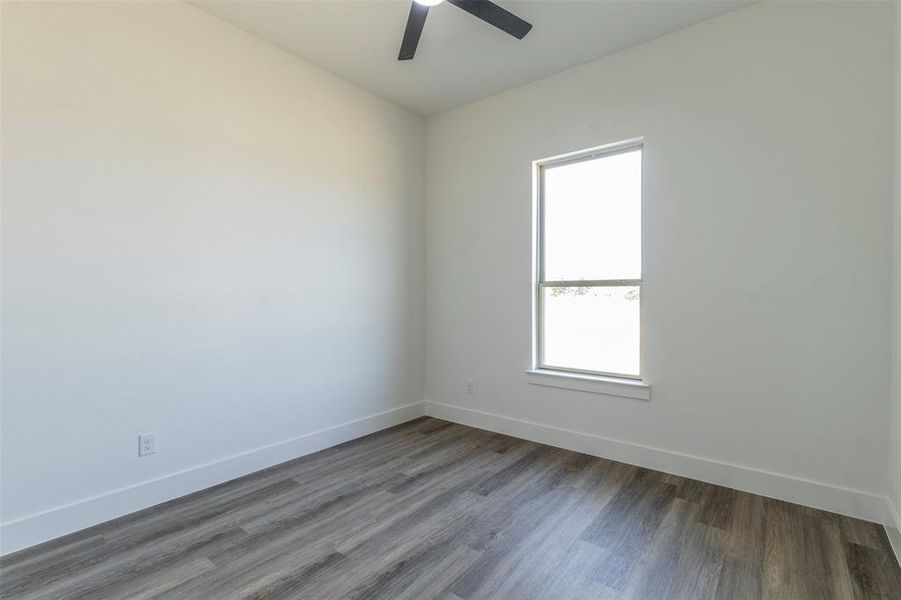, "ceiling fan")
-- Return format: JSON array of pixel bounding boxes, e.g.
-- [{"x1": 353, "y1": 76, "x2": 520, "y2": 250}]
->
[{"x1": 398, "y1": 0, "x2": 532, "y2": 61}]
